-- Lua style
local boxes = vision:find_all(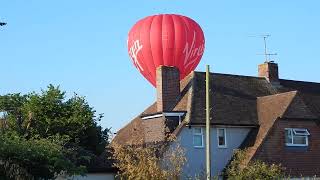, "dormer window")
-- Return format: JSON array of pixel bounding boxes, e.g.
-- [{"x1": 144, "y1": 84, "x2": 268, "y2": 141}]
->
[{"x1": 285, "y1": 128, "x2": 310, "y2": 147}]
